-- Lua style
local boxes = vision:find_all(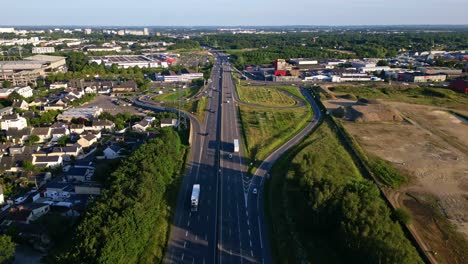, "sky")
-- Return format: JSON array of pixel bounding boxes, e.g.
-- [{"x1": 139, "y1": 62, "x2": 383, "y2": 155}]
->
[{"x1": 1, "y1": 0, "x2": 468, "y2": 26}]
